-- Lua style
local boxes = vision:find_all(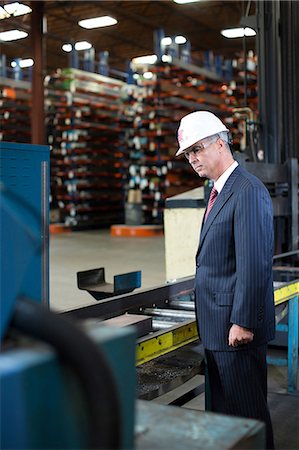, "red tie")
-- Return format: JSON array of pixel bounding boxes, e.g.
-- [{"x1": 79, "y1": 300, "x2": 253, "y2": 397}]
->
[{"x1": 204, "y1": 187, "x2": 218, "y2": 222}]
